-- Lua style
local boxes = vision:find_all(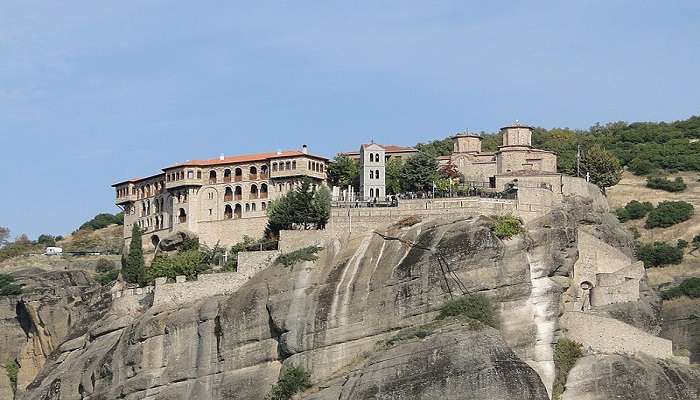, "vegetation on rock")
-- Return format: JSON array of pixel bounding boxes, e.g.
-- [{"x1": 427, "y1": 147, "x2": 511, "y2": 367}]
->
[
  {"x1": 5, "y1": 359, "x2": 19, "y2": 394},
  {"x1": 0, "y1": 234, "x2": 43, "y2": 261},
  {"x1": 0, "y1": 273, "x2": 22, "y2": 296},
  {"x1": 78, "y1": 212, "x2": 124, "y2": 231},
  {"x1": 646, "y1": 176, "x2": 687, "y2": 192},
  {"x1": 436, "y1": 293, "x2": 499, "y2": 328},
  {"x1": 552, "y1": 337, "x2": 583, "y2": 400},
  {"x1": 122, "y1": 225, "x2": 145, "y2": 284},
  {"x1": 636, "y1": 241, "x2": 684, "y2": 268},
  {"x1": 276, "y1": 246, "x2": 322, "y2": 269},
  {"x1": 265, "y1": 365, "x2": 312, "y2": 400},
  {"x1": 615, "y1": 200, "x2": 654, "y2": 222},
  {"x1": 491, "y1": 214, "x2": 523, "y2": 239},
  {"x1": 146, "y1": 249, "x2": 204, "y2": 283},
  {"x1": 644, "y1": 201, "x2": 694, "y2": 228},
  {"x1": 661, "y1": 278, "x2": 700, "y2": 300},
  {"x1": 267, "y1": 180, "x2": 331, "y2": 235},
  {"x1": 580, "y1": 144, "x2": 623, "y2": 191}
]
